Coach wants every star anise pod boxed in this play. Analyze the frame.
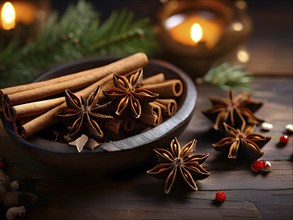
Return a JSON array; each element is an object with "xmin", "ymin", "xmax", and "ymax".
[
  {"xmin": 212, "ymin": 123, "xmax": 271, "ymax": 160},
  {"xmin": 56, "ymin": 86, "xmax": 113, "ymax": 141},
  {"xmin": 147, "ymin": 138, "xmax": 209, "ymax": 194},
  {"xmin": 103, "ymin": 69, "xmax": 158, "ymax": 119},
  {"xmin": 202, "ymin": 90, "xmax": 264, "ymax": 130}
]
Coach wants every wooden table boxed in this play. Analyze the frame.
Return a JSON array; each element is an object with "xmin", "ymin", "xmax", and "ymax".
[{"xmin": 0, "ymin": 75, "xmax": 292, "ymax": 220}]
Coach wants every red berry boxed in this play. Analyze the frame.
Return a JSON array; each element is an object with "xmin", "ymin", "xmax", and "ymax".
[
  {"xmin": 251, "ymin": 160, "xmax": 265, "ymax": 173},
  {"xmin": 279, "ymin": 135, "xmax": 289, "ymax": 144},
  {"xmin": 215, "ymin": 191, "xmax": 226, "ymax": 202}
]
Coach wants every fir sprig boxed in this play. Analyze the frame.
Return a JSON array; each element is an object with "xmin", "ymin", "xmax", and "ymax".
[
  {"xmin": 197, "ymin": 62, "xmax": 253, "ymax": 91},
  {"xmin": 0, "ymin": 1, "xmax": 157, "ymax": 87}
]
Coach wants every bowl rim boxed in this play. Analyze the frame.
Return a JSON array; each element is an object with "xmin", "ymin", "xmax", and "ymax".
[{"xmin": 2, "ymin": 57, "xmax": 197, "ymax": 154}]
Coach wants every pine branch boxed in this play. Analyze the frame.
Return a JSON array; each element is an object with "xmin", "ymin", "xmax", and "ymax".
[
  {"xmin": 0, "ymin": 1, "xmax": 157, "ymax": 87},
  {"xmin": 90, "ymin": 9, "xmax": 156, "ymax": 55},
  {"xmin": 197, "ymin": 63, "xmax": 253, "ymax": 91},
  {"xmin": 94, "ymin": 29, "xmax": 145, "ymax": 50}
]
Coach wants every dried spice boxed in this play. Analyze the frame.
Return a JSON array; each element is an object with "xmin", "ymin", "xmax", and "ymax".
[
  {"xmin": 0, "ymin": 157, "xmax": 38, "ymax": 219},
  {"xmin": 68, "ymin": 134, "xmax": 100, "ymax": 152},
  {"xmin": 202, "ymin": 90, "xmax": 264, "ymax": 130},
  {"xmin": 103, "ymin": 69, "xmax": 158, "ymax": 119},
  {"xmin": 147, "ymin": 138, "xmax": 209, "ymax": 194},
  {"xmin": 212, "ymin": 123, "xmax": 271, "ymax": 160},
  {"xmin": 56, "ymin": 86, "xmax": 113, "ymax": 141},
  {"xmin": 285, "ymin": 124, "xmax": 293, "ymax": 133}
]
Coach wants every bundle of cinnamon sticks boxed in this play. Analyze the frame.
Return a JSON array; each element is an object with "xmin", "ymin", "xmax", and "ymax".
[{"xmin": 0, "ymin": 52, "xmax": 183, "ymax": 142}]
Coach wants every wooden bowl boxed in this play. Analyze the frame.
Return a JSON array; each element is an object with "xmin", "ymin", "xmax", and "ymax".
[{"xmin": 1, "ymin": 57, "xmax": 197, "ymax": 176}]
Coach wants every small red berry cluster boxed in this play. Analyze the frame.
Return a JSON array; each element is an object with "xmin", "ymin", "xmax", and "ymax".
[{"xmin": 251, "ymin": 160, "xmax": 271, "ymax": 173}]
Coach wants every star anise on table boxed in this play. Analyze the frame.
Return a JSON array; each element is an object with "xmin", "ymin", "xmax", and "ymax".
[
  {"xmin": 147, "ymin": 138, "xmax": 210, "ymax": 194},
  {"xmin": 56, "ymin": 86, "xmax": 113, "ymax": 142},
  {"xmin": 202, "ymin": 90, "xmax": 264, "ymax": 130},
  {"xmin": 103, "ymin": 69, "xmax": 158, "ymax": 119},
  {"xmin": 212, "ymin": 123, "xmax": 271, "ymax": 160}
]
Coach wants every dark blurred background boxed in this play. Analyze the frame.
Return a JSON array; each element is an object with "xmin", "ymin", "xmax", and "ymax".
[
  {"xmin": 0, "ymin": 0, "xmax": 291, "ymax": 78},
  {"xmin": 50, "ymin": 0, "xmax": 292, "ymax": 75}
]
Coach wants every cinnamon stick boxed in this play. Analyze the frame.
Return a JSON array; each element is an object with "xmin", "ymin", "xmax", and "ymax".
[
  {"xmin": 0, "ymin": 68, "xmax": 94, "ymax": 97},
  {"xmin": 154, "ymin": 99, "xmax": 178, "ymax": 117},
  {"xmin": 1, "ymin": 74, "xmax": 76, "ymax": 112},
  {"xmin": 104, "ymin": 103, "xmax": 162, "ymax": 135},
  {"xmin": 104, "ymin": 118, "xmax": 124, "ymax": 135},
  {"xmin": 138, "ymin": 112, "xmax": 162, "ymax": 126},
  {"xmin": 143, "ymin": 73, "xmax": 165, "ymax": 85},
  {"xmin": 0, "ymin": 69, "xmax": 89, "ymax": 112},
  {"xmin": 104, "ymin": 117, "xmax": 136, "ymax": 136},
  {"xmin": 122, "ymin": 118, "xmax": 136, "ymax": 132},
  {"xmin": 3, "ymin": 53, "xmax": 148, "ymax": 106},
  {"xmin": 142, "ymin": 79, "xmax": 183, "ymax": 98},
  {"xmin": 131, "ymin": 101, "xmax": 165, "ymax": 131},
  {"xmin": 4, "ymin": 97, "xmax": 64, "ymax": 121},
  {"xmin": 143, "ymin": 102, "xmax": 162, "ymax": 120}
]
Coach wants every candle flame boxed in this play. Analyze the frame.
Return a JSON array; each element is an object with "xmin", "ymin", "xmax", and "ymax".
[
  {"xmin": 1, "ymin": 2, "xmax": 16, "ymax": 30},
  {"xmin": 191, "ymin": 23, "xmax": 203, "ymax": 43}
]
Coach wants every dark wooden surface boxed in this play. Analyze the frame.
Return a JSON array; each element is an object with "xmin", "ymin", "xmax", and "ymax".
[
  {"xmin": 1, "ymin": 75, "xmax": 292, "ymax": 220},
  {"xmin": 1, "ymin": 1, "xmax": 293, "ymax": 219}
]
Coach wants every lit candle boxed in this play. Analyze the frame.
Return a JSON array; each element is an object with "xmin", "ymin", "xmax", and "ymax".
[
  {"xmin": 156, "ymin": 0, "xmax": 252, "ymax": 77},
  {"xmin": 0, "ymin": 1, "xmax": 50, "ymax": 43},
  {"xmin": 0, "ymin": 1, "xmax": 49, "ymax": 30},
  {"xmin": 190, "ymin": 23, "xmax": 203, "ymax": 44},
  {"xmin": 166, "ymin": 12, "xmax": 225, "ymax": 49},
  {"xmin": 1, "ymin": 2, "xmax": 16, "ymax": 30}
]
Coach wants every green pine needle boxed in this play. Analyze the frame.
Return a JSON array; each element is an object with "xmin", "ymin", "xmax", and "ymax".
[
  {"xmin": 198, "ymin": 62, "xmax": 253, "ymax": 91},
  {"xmin": 0, "ymin": 1, "xmax": 157, "ymax": 87}
]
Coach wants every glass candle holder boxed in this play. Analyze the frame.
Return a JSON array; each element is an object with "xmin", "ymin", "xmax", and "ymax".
[{"xmin": 156, "ymin": 0, "xmax": 252, "ymax": 77}]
